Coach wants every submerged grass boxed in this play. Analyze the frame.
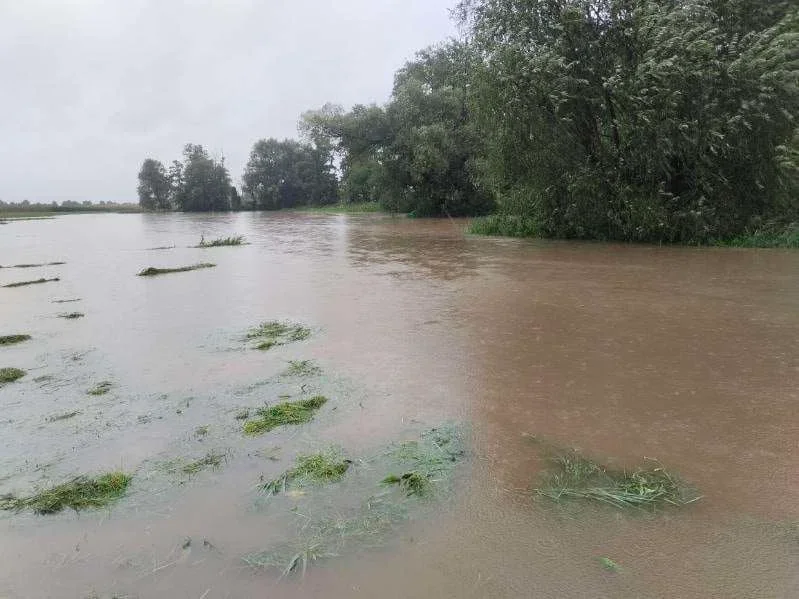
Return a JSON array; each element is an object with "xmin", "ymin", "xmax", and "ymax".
[
  {"xmin": 87, "ymin": 381, "xmax": 112, "ymax": 395},
  {"xmin": 0, "ymin": 367, "xmax": 26, "ymax": 383},
  {"xmin": 242, "ymin": 396, "xmax": 328, "ymax": 436},
  {"xmin": 3, "ymin": 277, "xmax": 60, "ymax": 288},
  {"xmin": 137, "ymin": 263, "xmax": 215, "ymax": 276},
  {"xmin": 282, "ymin": 360, "xmax": 322, "ymax": 377},
  {"xmin": 262, "ymin": 450, "xmax": 351, "ymax": 496},
  {"xmin": 247, "ymin": 321, "xmax": 311, "ymax": 351},
  {"xmin": 0, "ymin": 261, "xmax": 66, "ymax": 269},
  {"xmin": 52, "ymin": 298, "xmax": 81, "ymax": 303},
  {"xmin": 58, "ymin": 312, "xmax": 84, "ymax": 319},
  {"xmin": 0, "ymin": 334, "xmax": 31, "ymax": 346},
  {"xmin": 181, "ymin": 450, "xmax": 227, "ymax": 475},
  {"xmin": 467, "ymin": 214, "xmax": 541, "ymax": 238},
  {"xmin": 0, "ymin": 472, "xmax": 131, "ymax": 514},
  {"xmin": 196, "ymin": 235, "xmax": 246, "ymax": 247},
  {"xmin": 46, "ymin": 410, "xmax": 81, "ymax": 422},
  {"xmin": 716, "ymin": 224, "xmax": 799, "ymax": 248},
  {"xmin": 535, "ymin": 449, "xmax": 699, "ymax": 510}
]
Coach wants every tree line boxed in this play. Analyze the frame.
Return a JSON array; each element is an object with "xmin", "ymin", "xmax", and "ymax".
[{"xmin": 138, "ymin": 0, "xmax": 798, "ymax": 243}]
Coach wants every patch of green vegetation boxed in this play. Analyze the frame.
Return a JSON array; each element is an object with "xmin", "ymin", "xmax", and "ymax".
[
  {"xmin": 87, "ymin": 381, "xmax": 112, "ymax": 395},
  {"xmin": 467, "ymin": 214, "xmax": 541, "ymax": 238},
  {"xmin": 716, "ymin": 224, "xmax": 799, "ymax": 248},
  {"xmin": 242, "ymin": 396, "xmax": 328, "ymax": 436},
  {"xmin": 381, "ymin": 471, "xmax": 430, "ymax": 497},
  {"xmin": 599, "ymin": 556, "xmax": 621, "ymax": 572},
  {"xmin": 535, "ymin": 449, "xmax": 699, "ymax": 510},
  {"xmin": 282, "ymin": 360, "xmax": 322, "ymax": 377},
  {"xmin": 195, "ymin": 425, "xmax": 210, "ymax": 438},
  {"xmin": 0, "ymin": 367, "xmax": 26, "ymax": 383},
  {"xmin": 234, "ymin": 409, "xmax": 250, "ymax": 420},
  {"xmin": 0, "ymin": 334, "xmax": 31, "ymax": 345},
  {"xmin": 59, "ymin": 312, "xmax": 84, "ymax": 319},
  {"xmin": 137, "ymin": 263, "xmax": 215, "ymax": 276},
  {"xmin": 146, "ymin": 244, "xmax": 175, "ymax": 250},
  {"xmin": 247, "ymin": 320, "xmax": 311, "ymax": 351},
  {"xmin": 292, "ymin": 202, "xmax": 384, "ymax": 214},
  {"xmin": 196, "ymin": 235, "xmax": 246, "ymax": 247},
  {"xmin": 0, "ymin": 472, "xmax": 131, "ymax": 514},
  {"xmin": 262, "ymin": 450, "xmax": 351, "ymax": 496},
  {"xmin": 181, "ymin": 450, "xmax": 227, "ymax": 475},
  {"xmin": 46, "ymin": 411, "xmax": 81, "ymax": 422},
  {"xmin": 3, "ymin": 277, "xmax": 60, "ymax": 288}
]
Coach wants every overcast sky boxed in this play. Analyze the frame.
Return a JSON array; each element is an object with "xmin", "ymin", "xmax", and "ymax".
[{"xmin": 0, "ymin": 0, "xmax": 458, "ymax": 204}]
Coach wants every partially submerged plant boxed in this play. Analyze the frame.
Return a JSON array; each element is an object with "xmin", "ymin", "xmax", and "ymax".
[
  {"xmin": 262, "ymin": 450, "xmax": 351, "ymax": 496},
  {"xmin": 381, "ymin": 471, "xmax": 430, "ymax": 497},
  {"xmin": 0, "ymin": 472, "xmax": 131, "ymax": 514},
  {"xmin": 181, "ymin": 450, "xmax": 227, "ymax": 475},
  {"xmin": 5, "ymin": 261, "xmax": 66, "ymax": 268},
  {"xmin": 87, "ymin": 381, "xmax": 112, "ymax": 395},
  {"xmin": 3, "ymin": 277, "xmax": 60, "ymax": 288},
  {"xmin": 535, "ymin": 449, "xmax": 699, "ymax": 510},
  {"xmin": 59, "ymin": 312, "xmax": 84, "ymax": 319},
  {"xmin": 196, "ymin": 235, "xmax": 246, "ymax": 248},
  {"xmin": 0, "ymin": 334, "xmax": 31, "ymax": 345},
  {"xmin": 0, "ymin": 367, "xmax": 26, "ymax": 383},
  {"xmin": 46, "ymin": 411, "xmax": 81, "ymax": 422},
  {"xmin": 242, "ymin": 396, "xmax": 328, "ymax": 436},
  {"xmin": 52, "ymin": 298, "xmax": 81, "ymax": 303},
  {"xmin": 282, "ymin": 360, "xmax": 322, "ymax": 377},
  {"xmin": 247, "ymin": 321, "xmax": 311, "ymax": 351},
  {"xmin": 137, "ymin": 263, "xmax": 215, "ymax": 276}
]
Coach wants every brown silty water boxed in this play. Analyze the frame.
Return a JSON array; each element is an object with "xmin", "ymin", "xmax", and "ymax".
[{"xmin": 0, "ymin": 213, "xmax": 797, "ymax": 598}]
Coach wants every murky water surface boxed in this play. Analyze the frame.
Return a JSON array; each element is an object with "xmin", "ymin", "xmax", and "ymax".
[{"xmin": 1, "ymin": 213, "xmax": 797, "ymax": 598}]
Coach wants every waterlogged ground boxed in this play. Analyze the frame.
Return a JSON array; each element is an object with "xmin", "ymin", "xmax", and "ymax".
[{"xmin": 1, "ymin": 213, "xmax": 798, "ymax": 598}]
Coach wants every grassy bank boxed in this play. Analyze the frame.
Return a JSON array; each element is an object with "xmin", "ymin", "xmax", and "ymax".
[
  {"xmin": 715, "ymin": 225, "xmax": 799, "ymax": 248},
  {"xmin": 467, "ymin": 215, "xmax": 541, "ymax": 238},
  {"xmin": 291, "ymin": 202, "xmax": 384, "ymax": 214}
]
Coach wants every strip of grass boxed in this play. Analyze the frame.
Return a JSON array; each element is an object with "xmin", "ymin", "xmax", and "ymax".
[
  {"xmin": 716, "ymin": 224, "xmax": 799, "ymax": 248},
  {"xmin": 467, "ymin": 214, "xmax": 542, "ymax": 238},
  {"xmin": 181, "ymin": 450, "xmax": 227, "ymax": 475},
  {"xmin": 0, "ymin": 472, "xmax": 131, "ymax": 514},
  {"xmin": 87, "ymin": 381, "xmax": 112, "ymax": 395},
  {"xmin": 292, "ymin": 202, "xmax": 383, "ymax": 214},
  {"xmin": 262, "ymin": 450, "xmax": 351, "ymax": 496},
  {"xmin": 58, "ymin": 312, "xmax": 84, "ymax": 319},
  {"xmin": 247, "ymin": 321, "xmax": 311, "ymax": 351},
  {"xmin": 46, "ymin": 410, "xmax": 81, "ymax": 422},
  {"xmin": 52, "ymin": 298, "xmax": 81, "ymax": 303},
  {"xmin": 282, "ymin": 360, "xmax": 322, "ymax": 377},
  {"xmin": 3, "ymin": 277, "xmax": 60, "ymax": 288},
  {"xmin": 1, "ymin": 261, "xmax": 66, "ymax": 269},
  {"xmin": 0, "ymin": 334, "xmax": 31, "ymax": 346},
  {"xmin": 196, "ymin": 235, "xmax": 246, "ymax": 247},
  {"xmin": 0, "ymin": 367, "xmax": 26, "ymax": 383},
  {"xmin": 137, "ymin": 263, "xmax": 215, "ymax": 276},
  {"xmin": 242, "ymin": 396, "xmax": 328, "ymax": 436},
  {"xmin": 535, "ymin": 449, "xmax": 699, "ymax": 510}
]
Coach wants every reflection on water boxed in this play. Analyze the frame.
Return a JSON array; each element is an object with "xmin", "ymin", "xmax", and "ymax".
[{"xmin": 0, "ymin": 212, "xmax": 797, "ymax": 598}]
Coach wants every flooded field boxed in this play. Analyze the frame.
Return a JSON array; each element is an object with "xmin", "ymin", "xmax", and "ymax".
[{"xmin": 1, "ymin": 212, "xmax": 797, "ymax": 598}]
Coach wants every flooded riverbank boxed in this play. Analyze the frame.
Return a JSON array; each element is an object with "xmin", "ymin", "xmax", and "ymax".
[{"xmin": 1, "ymin": 213, "xmax": 797, "ymax": 598}]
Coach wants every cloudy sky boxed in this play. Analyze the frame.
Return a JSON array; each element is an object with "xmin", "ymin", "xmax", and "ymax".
[{"xmin": 0, "ymin": 0, "xmax": 458, "ymax": 204}]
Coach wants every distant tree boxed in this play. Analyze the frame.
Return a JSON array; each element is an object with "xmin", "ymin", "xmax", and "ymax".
[
  {"xmin": 137, "ymin": 158, "xmax": 171, "ymax": 211},
  {"xmin": 230, "ymin": 186, "xmax": 242, "ymax": 211},
  {"xmin": 173, "ymin": 144, "xmax": 232, "ymax": 212}
]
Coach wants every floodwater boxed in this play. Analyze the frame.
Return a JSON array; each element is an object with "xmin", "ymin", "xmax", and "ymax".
[{"xmin": 0, "ymin": 212, "xmax": 797, "ymax": 598}]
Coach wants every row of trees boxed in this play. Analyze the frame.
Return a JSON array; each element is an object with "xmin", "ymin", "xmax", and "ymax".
[{"xmin": 139, "ymin": 0, "xmax": 798, "ymax": 242}]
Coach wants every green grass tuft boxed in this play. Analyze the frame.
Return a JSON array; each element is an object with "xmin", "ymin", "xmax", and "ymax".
[
  {"xmin": 137, "ymin": 263, "xmax": 215, "ymax": 276},
  {"xmin": 196, "ymin": 235, "xmax": 246, "ymax": 247},
  {"xmin": 247, "ymin": 320, "xmax": 311, "ymax": 351},
  {"xmin": 535, "ymin": 450, "xmax": 699, "ymax": 510},
  {"xmin": 59, "ymin": 312, "xmax": 84, "ymax": 319},
  {"xmin": 1, "ymin": 472, "xmax": 131, "ymax": 514},
  {"xmin": 3, "ymin": 277, "xmax": 60, "ymax": 288},
  {"xmin": 0, "ymin": 367, "xmax": 26, "ymax": 383},
  {"xmin": 282, "ymin": 360, "xmax": 322, "ymax": 377},
  {"xmin": 716, "ymin": 224, "xmax": 799, "ymax": 248},
  {"xmin": 87, "ymin": 381, "xmax": 112, "ymax": 395},
  {"xmin": 181, "ymin": 450, "xmax": 227, "ymax": 475},
  {"xmin": 242, "ymin": 396, "xmax": 328, "ymax": 436},
  {"xmin": 0, "ymin": 334, "xmax": 31, "ymax": 345},
  {"xmin": 381, "ymin": 471, "xmax": 430, "ymax": 497},
  {"xmin": 467, "ymin": 214, "xmax": 541, "ymax": 238},
  {"xmin": 3, "ymin": 261, "xmax": 66, "ymax": 269},
  {"xmin": 262, "ymin": 449, "xmax": 351, "ymax": 496}
]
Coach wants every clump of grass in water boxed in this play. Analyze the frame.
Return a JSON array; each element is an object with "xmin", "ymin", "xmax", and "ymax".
[
  {"xmin": 196, "ymin": 235, "xmax": 246, "ymax": 247},
  {"xmin": 0, "ymin": 472, "xmax": 131, "ymax": 514},
  {"xmin": 247, "ymin": 321, "xmax": 311, "ymax": 351},
  {"xmin": 0, "ymin": 367, "xmax": 26, "ymax": 383},
  {"xmin": 242, "ymin": 396, "xmax": 328, "ymax": 436},
  {"xmin": 181, "ymin": 450, "xmax": 227, "ymax": 475},
  {"xmin": 137, "ymin": 263, "xmax": 215, "ymax": 276},
  {"xmin": 52, "ymin": 298, "xmax": 81, "ymax": 303},
  {"xmin": 2, "ymin": 261, "xmax": 66, "ymax": 269},
  {"xmin": 262, "ymin": 449, "xmax": 351, "ymax": 496},
  {"xmin": 3, "ymin": 277, "xmax": 60, "ymax": 288},
  {"xmin": 535, "ymin": 449, "xmax": 699, "ymax": 510},
  {"xmin": 282, "ymin": 360, "xmax": 322, "ymax": 377},
  {"xmin": 59, "ymin": 312, "xmax": 84, "ymax": 319},
  {"xmin": 87, "ymin": 381, "xmax": 112, "ymax": 395},
  {"xmin": 0, "ymin": 334, "xmax": 31, "ymax": 345},
  {"xmin": 46, "ymin": 410, "xmax": 81, "ymax": 422}
]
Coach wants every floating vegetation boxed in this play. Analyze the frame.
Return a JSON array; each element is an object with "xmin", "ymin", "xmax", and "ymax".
[
  {"xmin": 3, "ymin": 277, "xmax": 60, "ymax": 288},
  {"xmin": 0, "ymin": 472, "xmax": 131, "ymax": 514},
  {"xmin": 282, "ymin": 360, "xmax": 322, "ymax": 377},
  {"xmin": 381, "ymin": 471, "xmax": 430, "ymax": 497},
  {"xmin": 0, "ymin": 334, "xmax": 31, "ymax": 346},
  {"xmin": 242, "ymin": 396, "xmax": 328, "ymax": 436},
  {"xmin": 46, "ymin": 411, "xmax": 81, "ymax": 423},
  {"xmin": 535, "ymin": 449, "xmax": 700, "ymax": 510},
  {"xmin": 180, "ymin": 450, "xmax": 227, "ymax": 475},
  {"xmin": 247, "ymin": 321, "xmax": 311, "ymax": 351},
  {"xmin": 196, "ymin": 235, "xmax": 246, "ymax": 248},
  {"xmin": 59, "ymin": 312, "xmax": 84, "ymax": 319},
  {"xmin": 137, "ymin": 263, "xmax": 215, "ymax": 277},
  {"xmin": 86, "ymin": 381, "xmax": 112, "ymax": 395},
  {"xmin": 52, "ymin": 298, "xmax": 81, "ymax": 303},
  {"xmin": 0, "ymin": 367, "xmax": 26, "ymax": 383},
  {"xmin": 599, "ymin": 557, "xmax": 621, "ymax": 572},
  {"xmin": 195, "ymin": 425, "xmax": 210, "ymax": 438},
  {"xmin": 146, "ymin": 244, "xmax": 175, "ymax": 250},
  {"xmin": 0, "ymin": 261, "xmax": 66, "ymax": 269},
  {"xmin": 262, "ymin": 450, "xmax": 351, "ymax": 496}
]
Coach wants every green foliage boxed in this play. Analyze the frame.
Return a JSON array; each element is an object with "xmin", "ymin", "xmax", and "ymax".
[
  {"xmin": 196, "ymin": 235, "xmax": 246, "ymax": 247},
  {"xmin": 87, "ymin": 381, "xmax": 112, "ymax": 395},
  {"xmin": 58, "ymin": 312, "xmax": 84, "ymax": 319},
  {"xmin": 137, "ymin": 263, "xmax": 216, "ymax": 276},
  {"xmin": 3, "ymin": 277, "xmax": 59, "ymax": 287},
  {"xmin": 282, "ymin": 360, "xmax": 322, "ymax": 377},
  {"xmin": 262, "ymin": 449, "xmax": 351, "ymax": 496},
  {"xmin": 180, "ymin": 450, "xmax": 227, "ymax": 475},
  {"xmin": 137, "ymin": 158, "xmax": 171, "ymax": 210},
  {"xmin": 0, "ymin": 334, "xmax": 31, "ymax": 345},
  {"xmin": 461, "ymin": 0, "xmax": 799, "ymax": 242},
  {"xmin": 467, "ymin": 214, "xmax": 542, "ymax": 238},
  {"xmin": 717, "ymin": 223, "xmax": 799, "ymax": 247},
  {"xmin": 0, "ymin": 472, "xmax": 131, "ymax": 514},
  {"xmin": 246, "ymin": 320, "xmax": 311, "ymax": 350},
  {"xmin": 242, "ymin": 396, "xmax": 328, "ymax": 435},
  {"xmin": 45, "ymin": 410, "xmax": 81, "ymax": 423},
  {"xmin": 174, "ymin": 144, "xmax": 233, "ymax": 212},
  {"xmin": 0, "ymin": 367, "xmax": 26, "ymax": 383},
  {"xmin": 242, "ymin": 138, "xmax": 337, "ymax": 209},
  {"xmin": 381, "ymin": 471, "xmax": 430, "ymax": 497}
]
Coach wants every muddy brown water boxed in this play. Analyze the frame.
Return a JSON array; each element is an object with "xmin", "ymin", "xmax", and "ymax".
[{"xmin": 0, "ymin": 213, "xmax": 797, "ymax": 598}]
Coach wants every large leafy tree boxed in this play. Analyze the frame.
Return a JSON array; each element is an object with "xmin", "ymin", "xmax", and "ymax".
[
  {"xmin": 137, "ymin": 158, "xmax": 171, "ymax": 210},
  {"xmin": 461, "ymin": 0, "xmax": 799, "ymax": 241},
  {"xmin": 173, "ymin": 144, "xmax": 232, "ymax": 212}
]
